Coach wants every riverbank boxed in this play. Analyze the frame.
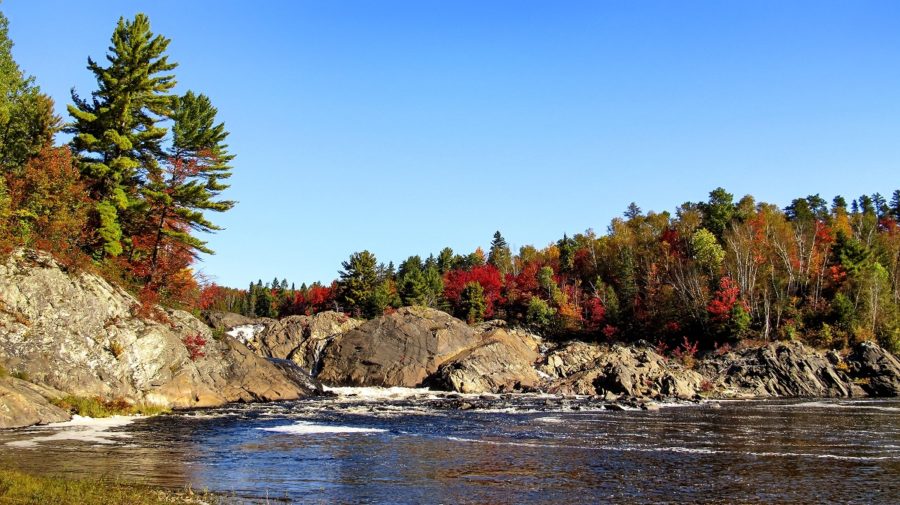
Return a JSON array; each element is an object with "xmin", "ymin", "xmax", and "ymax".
[{"xmin": 0, "ymin": 468, "xmax": 219, "ymax": 505}]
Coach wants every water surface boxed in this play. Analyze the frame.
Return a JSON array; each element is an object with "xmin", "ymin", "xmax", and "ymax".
[{"xmin": 2, "ymin": 390, "xmax": 898, "ymax": 504}]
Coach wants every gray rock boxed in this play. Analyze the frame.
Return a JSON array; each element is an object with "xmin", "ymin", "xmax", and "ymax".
[
  {"xmin": 427, "ymin": 327, "xmax": 543, "ymax": 393},
  {"xmin": 703, "ymin": 342, "xmax": 856, "ymax": 398},
  {"xmin": 0, "ymin": 249, "xmax": 316, "ymax": 419},
  {"xmin": 543, "ymin": 343, "xmax": 705, "ymax": 400},
  {"xmin": 846, "ymin": 341, "xmax": 900, "ymax": 396},
  {"xmin": 245, "ymin": 312, "xmax": 363, "ymax": 374},
  {"xmin": 317, "ymin": 307, "xmax": 479, "ymax": 387},
  {"xmin": 0, "ymin": 376, "xmax": 70, "ymax": 429}
]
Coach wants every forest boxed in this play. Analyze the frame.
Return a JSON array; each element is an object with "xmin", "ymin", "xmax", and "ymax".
[
  {"xmin": 0, "ymin": 11, "xmax": 898, "ymax": 354},
  {"xmin": 202, "ymin": 189, "xmax": 900, "ymax": 354}
]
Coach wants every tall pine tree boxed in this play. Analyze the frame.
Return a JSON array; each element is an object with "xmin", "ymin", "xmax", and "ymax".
[{"xmin": 67, "ymin": 14, "xmax": 177, "ymax": 257}]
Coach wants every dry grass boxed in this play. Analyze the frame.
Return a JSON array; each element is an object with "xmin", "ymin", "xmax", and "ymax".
[
  {"xmin": 0, "ymin": 469, "xmax": 219, "ymax": 505},
  {"xmin": 50, "ymin": 396, "xmax": 170, "ymax": 418}
]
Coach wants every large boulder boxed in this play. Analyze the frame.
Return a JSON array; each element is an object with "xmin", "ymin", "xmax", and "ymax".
[
  {"xmin": 0, "ymin": 376, "xmax": 70, "ymax": 429},
  {"xmin": 317, "ymin": 307, "xmax": 480, "ymax": 387},
  {"xmin": 427, "ymin": 327, "xmax": 543, "ymax": 393},
  {"xmin": 846, "ymin": 341, "xmax": 900, "ymax": 396},
  {"xmin": 243, "ymin": 312, "xmax": 363, "ymax": 374},
  {"xmin": 701, "ymin": 341, "xmax": 858, "ymax": 398},
  {"xmin": 0, "ymin": 249, "xmax": 317, "ymax": 414}
]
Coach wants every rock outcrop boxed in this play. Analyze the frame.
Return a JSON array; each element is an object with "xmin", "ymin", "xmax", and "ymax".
[
  {"xmin": 427, "ymin": 326, "xmax": 543, "ymax": 393},
  {"xmin": 317, "ymin": 307, "xmax": 480, "ymax": 387},
  {"xmin": 541, "ymin": 342, "xmax": 706, "ymax": 400},
  {"xmin": 699, "ymin": 341, "xmax": 861, "ymax": 398},
  {"xmin": 846, "ymin": 341, "xmax": 900, "ymax": 396},
  {"xmin": 243, "ymin": 311, "xmax": 363, "ymax": 373},
  {"xmin": 0, "ymin": 249, "xmax": 318, "ymax": 420},
  {"xmin": 0, "ymin": 376, "xmax": 70, "ymax": 429}
]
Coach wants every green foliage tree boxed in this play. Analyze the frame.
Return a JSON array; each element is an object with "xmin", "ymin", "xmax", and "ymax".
[
  {"xmin": 338, "ymin": 250, "xmax": 379, "ymax": 317},
  {"xmin": 701, "ymin": 187, "xmax": 734, "ymax": 239},
  {"xmin": 140, "ymin": 91, "xmax": 235, "ymax": 273},
  {"xmin": 488, "ymin": 231, "xmax": 513, "ymax": 276},
  {"xmin": 526, "ymin": 296, "xmax": 556, "ymax": 332},
  {"xmin": 459, "ymin": 281, "xmax": 485, "ymax": 324},
  {"xmin": 0, "ymin": 11, "xmax": 58, "ymax": 173},
  {"xmin": 691, "ymin": 228, "xmax": 725, "ymax": 275},
  {"xmin": 67, "ymin": 14, "xmax": 177, "ymax": 257}
]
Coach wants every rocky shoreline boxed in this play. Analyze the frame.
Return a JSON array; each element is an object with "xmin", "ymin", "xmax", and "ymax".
[
  {"xmin": 223, "ymin": 306, "xmax": 900, "ymax": 404},
  {"xmin": 2, "ymin": 249, "xmax": 899, "ymax": 429}
]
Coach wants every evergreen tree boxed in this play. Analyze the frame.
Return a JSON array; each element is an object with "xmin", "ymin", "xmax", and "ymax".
[
  {"xmin": 255, "ymin": 286, "xmax": 275, "ymax": 318},
  {"xmin": 832, "ymin": 195, "xmax": 848, "ymax": 214},
  {"xmin": 422, "ymin": 264, "xmax": 445, "ymax": 308},
  {"xmin": 890, "ymin": 190, "xmax": 900, "ymax": 220},
  {"xmin": 701, "ymin": 187, "xmax": 735, "ymax": 239},
  {"xmin": 624, "ymin": 202, "xmax": 642, "ymax": 219},
  {"xmin": 0, "ymin": 11, "xmax": 58, "ymax": 174},
  {"xmin": 139, "ymin": 91, "xmax": 234, "ymax": 273},
  {"xmin": 67, "ymin": 14, "xmax": 177, "ymax": 257},
  {"xmin": 338, "ymin": 250, "xmax": 378, "ymax": 317},
  {"xmin": 488, "ymin": 231, "xmax": 513, "ymax": 276},
  {"xmin": 437, "ymin": 247, "xmax": 454, "ymax": 274},
  {"xmin": 557, "ymin": 234, "xmax": 576, "ymax": 275},
  {"xmin": 460, "ymin": 281, "xmax": 485, "ymax": 324}
]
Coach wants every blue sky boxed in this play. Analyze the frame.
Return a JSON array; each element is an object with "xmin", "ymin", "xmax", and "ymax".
[{"xmin": 3, "ymin": 1, "xmax": 899, "ymax": 288}]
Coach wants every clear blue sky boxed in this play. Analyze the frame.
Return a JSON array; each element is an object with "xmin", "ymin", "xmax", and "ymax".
[{"xmin": 3, "ymin": 1, "xmax": 899, "ymax": 288}]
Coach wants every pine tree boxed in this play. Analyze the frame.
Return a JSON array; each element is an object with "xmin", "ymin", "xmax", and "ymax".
[
  {"xmin": 398, "ymin": 255, "xmax": 425, "ymax": 305},
  {"xmin": 67, "ymin": 14, "xmax": 177, "ymax": 257},
  {"xmin": 488, "ymin": 231, "xmax": 513, "ymax": 276},
  {"xmin": 890, "ymin": 190, "xmax": 900, "ymax": 220},
  {"xmin": 338, "ymin": 250, "xmax": 379, "ymax": 317},
  {"xmin": 437, "ymin": 247, "xmax": 454, "ymax": 274},
  {"xmin": 134, "ymin": 92, "xmax": 234, "ymax": 291}
]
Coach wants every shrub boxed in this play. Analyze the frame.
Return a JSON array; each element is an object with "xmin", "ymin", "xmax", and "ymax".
[
  {"xmin": 50, "ymin": 395, "xmax": 170, "ymax": 418},
  {"xmin": 183, "ymin": 332, "xmax": 207, "ymax": 361},
  {"xmin": 526, "ymin": 297, "xmax": 555, "ymax": 333},
  {"xmin": 672, "ymin": 337, "xmax": 699, "ymax": 369}
]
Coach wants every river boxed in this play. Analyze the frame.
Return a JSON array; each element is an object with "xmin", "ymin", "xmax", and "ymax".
[{"xmin": 1, "ymin": 389, "xmax": 898, "ymax": 504}]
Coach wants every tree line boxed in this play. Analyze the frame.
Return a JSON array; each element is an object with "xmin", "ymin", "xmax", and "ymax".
[
  {"xmin": 202, "ymin": 188, "xmax": 900, "ymax": 353},
  {"xmin": 0, "ymin": 11, "xmax": 233, "ymax": 313}
]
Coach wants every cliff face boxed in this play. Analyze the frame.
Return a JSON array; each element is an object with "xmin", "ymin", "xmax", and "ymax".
[{"xmin": 0, "ymin": 249, "xmax": 316, "ymax": 428}]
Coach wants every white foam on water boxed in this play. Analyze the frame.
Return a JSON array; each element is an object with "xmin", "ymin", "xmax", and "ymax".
[
  {"xmin": 534, "ymin": 416, "xmax": 564, "ymax": 423},
  {"xmin": 445, "ymin": 436, "xmax": 899, "ymax": 461},
  {"xmin": 323, "ymin": 386, "xmax": 451, "ymax": 401},
  {"xmin": 258, "ymin": 421, "xmax": 386, "ymax": 435},
  {"xmin": 748, "ymin": 451, "xmax": 900, "ymax": 461},
  {"xmin": 785, "ymin": 401, "xmax": 900, "ymax": 412},
  {"xmin": 227, "ymin": 324, "xmax": 266, "ymax": 344},
  {"xmin": 6, "ymin": 415, "xmax": 135, "ymax": 448}
]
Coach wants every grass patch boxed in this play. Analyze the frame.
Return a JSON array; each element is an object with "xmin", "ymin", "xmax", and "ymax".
[
  {"xmin": 0, "ymin": 365, "xmax": 6, "ymax": 378},
  {"xmin": 10, "ymin": 370, "xmax": 28, "ymax": 381},
  {"xmin": 50, "ymin": 396, "xmax": 171, "ymax": 418},
  {"xmin": 0, "ymin": 468, "xmax": 218, "ymax": 505}
]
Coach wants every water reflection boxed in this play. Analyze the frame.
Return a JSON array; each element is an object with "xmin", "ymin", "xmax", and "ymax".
[{"xmin": 1, "ymin": 398, "xmax": 898, "ymax": 503}]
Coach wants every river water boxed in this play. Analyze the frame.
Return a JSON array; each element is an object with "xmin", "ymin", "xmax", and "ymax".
[{"xmin": 1, "ymin": 389, "xmax": 898, "ymax": 504}]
